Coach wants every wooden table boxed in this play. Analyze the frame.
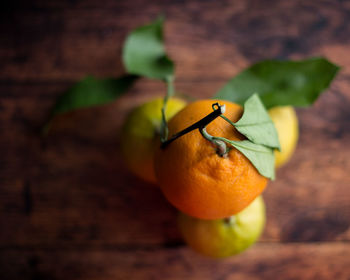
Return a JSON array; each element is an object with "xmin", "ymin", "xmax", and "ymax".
[{"xmin": 1, "ymin": 1, "xmax": 350, "ymax": 279}]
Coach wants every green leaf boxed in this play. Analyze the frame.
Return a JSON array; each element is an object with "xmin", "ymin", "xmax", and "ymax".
[
  {"xmin": 122, "ymin": 17, "xmax": 174, "ymax": 80},
  {"xmin": 233, "ymin": 94, "xmax": 280, "ymax": 150},
  {"xmin": 50, "ymin": 75, "xmax": 137, "ymax": 116},
  {"xmin": 44, "ymin": 75, "xmax": 137, "ymax": 133},
  {"xmin": 214, "ymin": 57, "xmax": 340, "ymax": 108},
  {"xmin": 222, "ymin": 139, "xmax": 275, "ymax": 180}
]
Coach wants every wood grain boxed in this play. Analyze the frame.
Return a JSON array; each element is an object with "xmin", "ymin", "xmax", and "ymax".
[
  {"xmin": 1, "ymin": 0, "xmax": 350, "ymax": 279},
  {"xmin": 1, "ymin": 243, "xmax": 349, "ymax": 280},
  {"xmin": 1, "ymin": 0, "xmax": 350, "ymax": 82}
]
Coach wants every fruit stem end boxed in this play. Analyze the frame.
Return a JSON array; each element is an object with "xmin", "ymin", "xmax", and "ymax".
[{"xmin": 200, "ymin": 127, "xmax": 228, "ymax": 157}]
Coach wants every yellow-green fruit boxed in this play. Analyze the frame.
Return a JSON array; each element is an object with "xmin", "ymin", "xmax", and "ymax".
[
  {"xmin": 268, "ymin": 106, "xmax": 299, "ymax": 168},
  {"xmin": 178, "ymin": 196, "xmax": 265, "ymax": 258},
  {"xmin": 121, "ymin": 97, "xmax": 187, "ymax": 183}
]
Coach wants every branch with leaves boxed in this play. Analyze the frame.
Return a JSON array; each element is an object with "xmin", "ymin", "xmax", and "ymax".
[{"xmin": 44, "ymin": 17, "xmax": 339, "ymax": 180}]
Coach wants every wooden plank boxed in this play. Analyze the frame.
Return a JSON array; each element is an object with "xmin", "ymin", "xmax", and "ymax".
[
  {"xmin": 1, "ymin": 1, "xmax": 350, "ymax": 279},
  {"xmin": 1, "ymin": 0, "xmax": 350, "ymax": 82},
  {"xmin": 0, "ymin": 243, "xmax": 349, "ymax": 280},
  {"xmin": 1, "ymin": 81, "xmax": 350, "ymax": 247}
]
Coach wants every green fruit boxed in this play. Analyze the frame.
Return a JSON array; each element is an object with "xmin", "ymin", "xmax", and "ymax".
[
  {"xmin": 268, "ymin": 106, "xmax": 299, "ymax": 168},
  {"xmin": 177, "ymin": 196, "xmax": 265, "ymax": 258},
  {"xmin": 121, "ymin": 97, "xmax": 186, "ymax": 183}
]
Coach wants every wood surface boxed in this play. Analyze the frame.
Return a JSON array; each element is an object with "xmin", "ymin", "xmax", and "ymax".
[{"xmin": 1, "ymin": 0, "xmax": 350, "ymax": 279}]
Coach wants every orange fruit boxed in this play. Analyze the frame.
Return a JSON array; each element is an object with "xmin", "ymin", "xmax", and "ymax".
[
  {"xmin": 154, "ymin": 99, "xmax": 268, "ymax": 220},
  {"xmin": 178, "ymin": 196, "xmax": 265, "ymax": 258},
  {"xmin": 121, "ymin": 97, "xmax": 186, "ymax": 183},
  {"xmin": 268, "ymin": 106, "xmax": 299, "ymax": 168}
]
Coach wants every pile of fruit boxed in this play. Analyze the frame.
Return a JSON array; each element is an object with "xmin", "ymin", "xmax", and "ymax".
[
  {"xmin": 121, "ymin": 96, "xmax": 296, "ymax": 258},
  {"xmin": 46, "ymin": 18, "xmax": 339, "ymax": 258}
]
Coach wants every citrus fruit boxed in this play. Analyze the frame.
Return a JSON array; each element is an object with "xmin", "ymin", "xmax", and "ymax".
[
  {"xmin": 178, "ymin": 196, "xmax": 265, "ymax": 258},
  {"xmin": 154, "ymin": 99, "xmax": 268, "ymax": 219},
  {"xmin": 121, "ymin": 97, "xmax": 186, "ymax": 183},
  {"xmin": 268, "ymin": 106, "xmax": 299, "ymax": 168}
]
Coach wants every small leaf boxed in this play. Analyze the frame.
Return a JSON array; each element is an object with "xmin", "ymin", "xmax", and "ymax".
[
  {"xmin": 122, "ymin": 17, "xmax": 174, "ymax": 80},
  {"xmin": 225, "ymin": 139, "xmax": 275, "ymax": 180},
  {"xmin": 214, "ymin": 57, "xmax": 340, "ymax": 108},
  {"xmin": 44, "ymin": 75, "xmax": 137, "ymax": 132},
  {"xmin": 234, "ymin": 94, "xmax": 280, "ymax": 150}
]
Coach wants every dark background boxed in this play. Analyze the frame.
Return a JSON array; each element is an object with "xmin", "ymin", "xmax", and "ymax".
[{"xmin": 1, "ymin": 0, "xmax": 350, "ymax": 279}]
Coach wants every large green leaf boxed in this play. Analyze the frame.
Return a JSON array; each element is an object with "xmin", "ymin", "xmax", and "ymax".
[
  {"xmin": 43, "ymin": 75, "xmax": 137, "ymax": 133},
  {"xmin": 214, "ymin": 57, "xmax": 340, "ymax": 108},
  {"xmin": 50, "ymin": 75, "xmax": 137, "ymax": 116},
  {"xmin": 122, "ymin": 17, "xmax": 174, "ymax": 80},
  {"xmin": 234, "ymin": 94, "xmax": 280, "ymax": 150}
]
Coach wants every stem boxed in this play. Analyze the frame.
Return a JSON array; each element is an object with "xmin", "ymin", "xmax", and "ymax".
[
  {"xmin": 161, "ymin": 103, "xmax": 226, "ymax": 149},
  {"xmin": 224, "ymin": 216, "xmax": 236, "ymax": 225},
  {"xmin": 160, "ymin": 76, "xmax": 175, "ymax": 143},
  {"xmin": 212, "ymin": 103, "xmax": 236, "ymax": 127},
  {"xmin": 200, "ymin": 127, "xmax": 228, "ymax": 157}
]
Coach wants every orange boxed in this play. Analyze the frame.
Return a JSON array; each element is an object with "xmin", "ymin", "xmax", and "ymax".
[
  {"xmin": 154, "ymin": 99, "xmax": 268, "ymax": 220},
  {"xmin": 268, "ymin": 106, "xmax": 299, "ymax": 168},
  {"xmin": 121, "ymin": 97, "xmax": 186, "ymax": 183}
]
